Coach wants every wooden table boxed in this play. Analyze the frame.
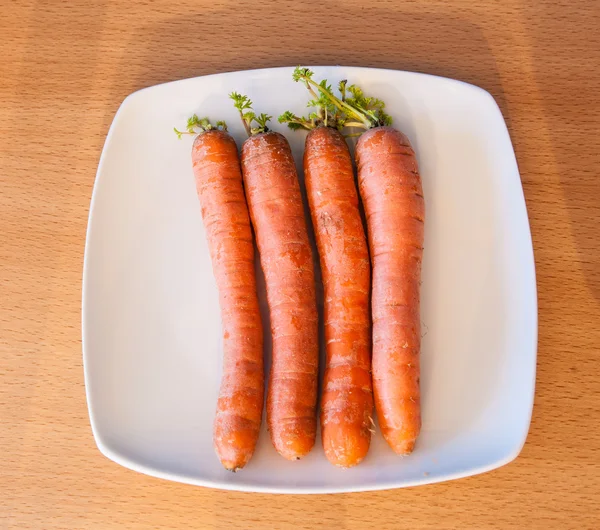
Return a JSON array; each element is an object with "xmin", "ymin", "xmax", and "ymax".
[{"xmin": 2, "ymin": 0, "xmax": 599, "ymax": 528}]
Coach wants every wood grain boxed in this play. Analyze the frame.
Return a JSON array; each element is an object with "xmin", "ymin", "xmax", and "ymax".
[{"xmin": 1, "ymin": 0, "xmax": 599, "ymax": 528}]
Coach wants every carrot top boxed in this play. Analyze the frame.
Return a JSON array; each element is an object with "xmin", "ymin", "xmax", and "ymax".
[
  {"xmin": 230, "ymin": 92, "xmax": 272, "ymax": 136},
  {"xmin": 278, "ymin": 67, "xmax": 344, "ymax": 130},
  {"xmin": 174, "ymin": 115, "xmax": 227, "ymax": 139},
  {"xmin": 279, "ymin": 67, "xmax": 392, "ymax": 133}
]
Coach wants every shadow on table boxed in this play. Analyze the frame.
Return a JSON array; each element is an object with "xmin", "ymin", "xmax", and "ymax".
[
  {"xmin": 107, "ymin": 2, "xmax": 510, "ymax": 129},
  {"xmin": 524, "ymin": 3, "xmax": 600, "ymax": 302}
]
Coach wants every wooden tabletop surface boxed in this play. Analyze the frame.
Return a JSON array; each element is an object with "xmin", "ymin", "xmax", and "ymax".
[{"xmin": 2, "ymin": 0, "xmax": 600, "ymax": 528}]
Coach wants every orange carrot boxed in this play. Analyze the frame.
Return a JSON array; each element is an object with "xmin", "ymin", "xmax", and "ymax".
[
  {"xmin": 306, "ymin": 127, "xmax": 373, "ymax": 467},
  {"xmin": 178, "ymin": 116, "xmax": 264, "ymax": 471},
  {"xmin": 232, "ymin": 94, "xmax": 319, "ymax": 460},
  {"xmin": 280, "ymin": 79, "xmax": 373, "ymax": 467},
  {"xmin": 334, "ymin": 80, "xmax": 424, "ymax": 455},
  {"xmin": 356, "ymin": 125, "xmax": 424, "ymax": 455}
]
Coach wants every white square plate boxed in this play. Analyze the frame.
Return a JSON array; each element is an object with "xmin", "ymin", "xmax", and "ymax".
[{"xmin": 83, "ymin": 66, "xmax": 537, "ymax": 493}]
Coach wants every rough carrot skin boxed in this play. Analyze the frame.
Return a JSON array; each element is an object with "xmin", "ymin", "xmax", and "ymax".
[
  {"xmin": 241, "ymin": 131, "xmax": 319, "ymax": 460},
  {"xmin": 304, "ymin": 127, "xmax": 373, "ymax": 467},
  {"xmin": 192, "ymin": 130, "xmax": 264, "ymax": 471},
  {"xmin": 355, "ymin": 126, "xmax": 424, "ymax": 455}
]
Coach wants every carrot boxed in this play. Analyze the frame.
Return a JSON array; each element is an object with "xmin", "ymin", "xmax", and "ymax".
[
  {"xmin": 232, "ymin": 94, "xmax": 319, "ymax": 460},
  {"xmin": 357, "ymin": 124, "xmax": 424, "ymax": 454},
  {"xmin": 292, "ymin": 71, "xmax": 425, "ymax": 455},
  {"xmin": 176, "ymin": 116, "xmax": 264, "ymax": 471},
  {"xmin": 346, "ymin": 81, "xmax": 424, "ymax": 455},
  {"xmin": 280, "ymin": 72, "xmax": 373, "ymax": 468}
]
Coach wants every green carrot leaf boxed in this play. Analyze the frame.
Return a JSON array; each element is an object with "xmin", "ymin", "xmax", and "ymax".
[
  {"xmin": 231, "ymin": 92, "xmax": 270, "ymax": 135},
  {"xmin": 230, "ymin": 92, "xmax": 253, "ymax": 111},
  {"xmin": 293, "ymin": 66, "xmax": 314, "ymax": 82}
]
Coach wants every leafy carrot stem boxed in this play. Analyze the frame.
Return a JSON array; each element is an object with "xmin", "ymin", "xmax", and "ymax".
[
  {"xmin": 174, "ymin": 115, "xmax": 227, "ymax": 139},
  {"xmin": 278, "ymin": 110, "xmax": 318, "ymax": 131},
  {"xmin": 280, "ymin": 68, "xmax": 343, "ymax": 130},
  {"xmin": 230, "ymin": 92, "xmax": 271, "ymax": 136},
  {"xmin": 282, "ymin": 67, "xmax": 392, "ymax": 133}
]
